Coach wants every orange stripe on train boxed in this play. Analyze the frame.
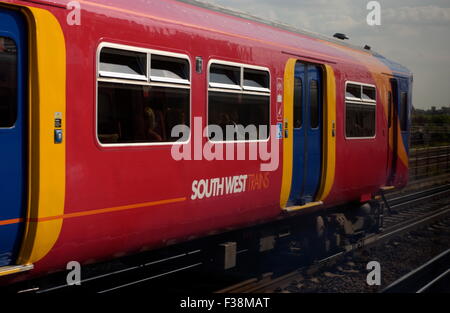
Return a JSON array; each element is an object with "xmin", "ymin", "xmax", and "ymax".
[{"xmin": 0, "ymin": 197, "xmax": 186, "ymax": 225}]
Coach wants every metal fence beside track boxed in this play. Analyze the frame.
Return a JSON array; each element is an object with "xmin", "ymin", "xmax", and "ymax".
[{"xmin": 409, "ymin": 145, "xmax": 450, "ymax": 181}]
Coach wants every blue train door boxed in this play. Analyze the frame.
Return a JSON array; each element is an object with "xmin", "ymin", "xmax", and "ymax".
[
  {"xmin": 388, "ymin": 77, "xmax": 411, "ymax": 183},
  {"xmin": 0, "ymin": 9, "xmax": 27, "ymax": 267},
  {"xmin": 288, "ymin": 62, "xmax": 322, "ymax": 206},
  {"xmin": 395, "ymin": 77, "xmax": 411, "ymax": 154}
]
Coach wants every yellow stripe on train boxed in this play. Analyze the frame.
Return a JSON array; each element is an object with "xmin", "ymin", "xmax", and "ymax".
[{"xmin": 16, "ymin": 5, "xmax": 66, "ymax": 265}]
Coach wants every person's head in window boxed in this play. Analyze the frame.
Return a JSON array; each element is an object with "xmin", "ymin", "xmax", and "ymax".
[
  {"xmin": 219, "ymin": 113, "xmax": 234, "ymax": 127},
  {"xmin": 145, "ymin": 106, "xmax": 162, "ymax": 142}
]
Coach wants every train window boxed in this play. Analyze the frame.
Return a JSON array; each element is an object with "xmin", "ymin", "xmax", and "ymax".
[
  {"xmin": 388, "ymin": 92, "xmax": 392, "ymax": 129},
  {"xmin": 98, "ymin": 83, "xmax": 189, "ymax": 144},
  {"xmin": 293, "ymin": 77, "xmax": 303, "ymax": 129},
  {"xmin": 362, "ymin": 86, "xmax": 376, "ymax": 102},
  {"xmin": 0, "ymin": 37, "xmax": 17, "ymax": 128},
  {"xmin": 400, "ymin": 92, "xmax": 408, "ymax": 131},
  {"xmin": 243, "ymin": 69, "xmax": 270, "ymax": 92},
  {"xmin": 345, "ymin": 82, "xmax": 376, "ymax": 138},
  {"xmin": 346, "ymin": 102, "xmax": 376, "ymax": 138},
  {"xmin": 99, "ymin": 48, "xmax": 147, "ymax": 81},
  {"xmin": 150, "ymin": 55, "xmax": 190, "ymax": 84},
  {"xmin": 209, "ymin": 64, "xmax": 241, "ymax": 90},
  {"xmin": 208, "ymin": 61, "xmax": 270, "ymax": 141},
  {"xmin": 346, "ymin": 83, "xmax": 361, "ymax": 100},
  {"xmin": 208, "ymin": 92, "xmax": 269, "ymax": 141},
  {"xmin": 310, "ymin": 80, "xmax": 319, "ymax": 129},
  {"xmin": 97, "ymin": 44, "xmax": 191, "ymax": 145}
]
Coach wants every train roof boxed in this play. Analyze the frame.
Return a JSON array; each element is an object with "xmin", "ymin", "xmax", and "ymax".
[
  {"xmin": 178, "ymin": 0, "xmax": 411, "ymax": 76},
  {"xmin": 177, "ymin": 0, "xmax": 373, "ymax": 54},
  {"xmin": 20, "ymin": 0, "xmax": 411, "ymax": 76}
]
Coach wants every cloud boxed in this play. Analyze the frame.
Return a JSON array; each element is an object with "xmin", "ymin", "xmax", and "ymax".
[
  {"xmin": 384, "ymin": 6, "xmax": 450, "ymax": 25},
  {"xmin": 197, "ymin": 0, "xmax": 450, "ymax": 108}
]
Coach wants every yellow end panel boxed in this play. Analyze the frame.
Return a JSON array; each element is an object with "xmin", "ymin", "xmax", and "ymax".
[
  {"xmin": 316, "ymin": 65, "xmax": 336, "ymax": 202},
  {"xmin": 280, "ymin": 59, "xmax": 296, "ymax": 209},
  {"xmin": 16, "ymin": 6, "xmax": 66, "ymax": 265}
]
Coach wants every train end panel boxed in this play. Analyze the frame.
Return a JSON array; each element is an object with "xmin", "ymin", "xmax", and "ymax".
[{"xmin": 375, "ymin": 53, "xmax": 413, "ymax": 190}]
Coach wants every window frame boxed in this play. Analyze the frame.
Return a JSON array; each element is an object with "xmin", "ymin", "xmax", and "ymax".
[
  {"xmin": 206, "ymin": 59, "xmax": 272, "ymax": 144},
  {"xmin": 0, "ymin": 36, "xmax": 19, "ymax": 129},
  {"xmin": 344, "ymin": 81, "xmax": 377, "ymax": 140},
  {"xmin": 95, "ymin": 42, "xmax": 192, "ymax": 147}
]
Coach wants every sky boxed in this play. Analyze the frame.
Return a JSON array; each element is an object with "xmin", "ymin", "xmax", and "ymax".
[{"xmin": 199, "ymin": 0, "xmax": 450, "ymax": 110}]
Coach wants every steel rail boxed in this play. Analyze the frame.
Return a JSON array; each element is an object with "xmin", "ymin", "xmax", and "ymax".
[
  {"xmin": 381, "ymin": 249, "xmax": 450, "ymax": 293},
  {"xmin": 29, "ymin": 249, "xmax": 203, "ymax": 294}
]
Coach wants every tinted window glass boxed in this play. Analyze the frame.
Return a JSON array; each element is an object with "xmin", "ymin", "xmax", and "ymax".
[
  {"xmin": 98, "ymin": 82, "xmax": 190, "ymax": 144},
  {"xmin": 0, "ymin": 37, "xmax": 17, "ymax": 128},
  {"xmin": 243, "ymin": 69, "xmax": 269, "ymax": 90},
  {"xmin": 345, "ymin": 82, "xmax": 377, "ymax": 138},
  {"xmin": 400, "ymin": 92, "xmax": 408, "ymax": 131},
  {"xmin": 151, "ymin": 55, "xmax": 189, "ymax": 82},
  {"xmin": 346, "ymin": 102, "xmax": 376, "ymax": 138},
  {"xmin": 346, "ymin": 84, "xmax": 361, "ymax": 99},
  {"xmin": 388, "ymin": 92, "xmax": 392, "ymax": 129},
  {"xmin": 293, "ymin": 77, "xmax": 303, "ymax": 129},
  {"xmin": 98, "ymin": 46, "xmax": 191, "ymax": 145},
  {"xmin": 210, "ymin": 64, "xmax": 241, "ymax": 87},
  {"xmin": 100, "ymin": 48, "xmax": 147, "ymax": 80},
  {"xmin": 208, "ymin": 63, "xmax": 271, "ymax": 142},
  {"xmin": 362, "ymin": 86, "xmax": 376, "ymax": 101},
  {"xmin": 208, "ymin": 92, "xmax": 269, "ymax": 141},
  {"xmin": 310, "ymin": 80, "xmax": 319, "ymax": 129}
]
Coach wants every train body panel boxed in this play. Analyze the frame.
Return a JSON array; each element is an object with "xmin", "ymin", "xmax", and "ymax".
[{"xmin": 0, "ymin": 0, "xmax": 412, "ymax": 281}]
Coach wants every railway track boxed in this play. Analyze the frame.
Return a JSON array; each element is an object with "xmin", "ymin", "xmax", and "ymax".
[
  {"xmin": 216, "ymin": 185, "xmax": 450, "ymax": 293},
  {"xmin": 22, "ymin": 248, "xmax": 207, "ymax": 295},
  {"xmin": 385, "ymin": 184, "xmax": 450, "ymax": 206},
  {"xmin": 381, "ymin": 249, "xmax": 450, "ymax": 293},
  {"xmin": 8, "ymin": 183, "xmax": 450, "ymax": 295}
]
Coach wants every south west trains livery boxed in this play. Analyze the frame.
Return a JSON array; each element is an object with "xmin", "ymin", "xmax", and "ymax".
[{"xmin": 0, "ymin": 0, "xmax": 412, "ymax": 283}]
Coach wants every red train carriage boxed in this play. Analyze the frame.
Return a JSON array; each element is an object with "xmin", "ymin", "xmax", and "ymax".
[{"xmin": 0, "ymin": 0, "xmax": 412, "ymax": 282}]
